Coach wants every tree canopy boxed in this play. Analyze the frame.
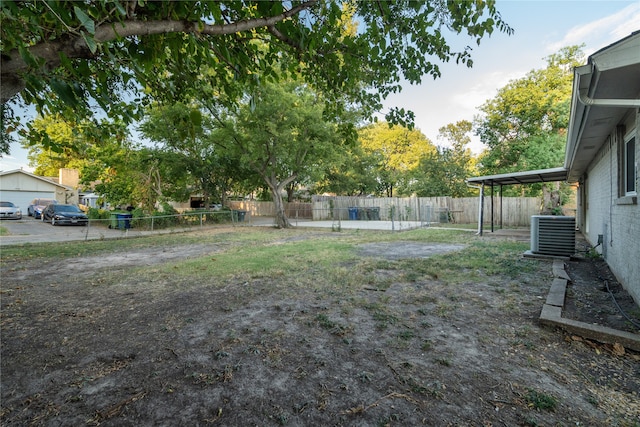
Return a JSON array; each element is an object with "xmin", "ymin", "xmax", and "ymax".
[
  {"xmin": 474, "ymin": 46, "xmax": 583, "ymax": 206},
  {"xmin": 409, "ymin": 120, "xmax": 477, "ymax": 197},
  {"xmin": 475, "ymin": 46, "xmax": 584, "ymax": 174},
  {"xmin": 1, "ymin": 0, "xmax": 512, "ymax": 155},
  {"xmin": 358, "ymin": 121, "xmax": 436, "ymax": 197},
  {"xmin": 220, "ymin": 80, "xmax": 344, "ymax": 228}
]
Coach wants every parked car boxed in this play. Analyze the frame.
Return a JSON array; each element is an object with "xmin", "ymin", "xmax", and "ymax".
[
  {"xmin": 0, "ymin": 201, "xmax": 22, "ymax": 220},
  {"xmin": 41, "ymin": 204, "xmax": 88, "ymax": 226},
  {"xmin": 28, "ymin": 198, "xmax": 57, "ymax": 219}
]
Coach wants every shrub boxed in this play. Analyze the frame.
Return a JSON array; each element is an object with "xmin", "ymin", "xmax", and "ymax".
[{"xmin": 87, "ymin": 207, "xmax": 110, "ymax": 220}]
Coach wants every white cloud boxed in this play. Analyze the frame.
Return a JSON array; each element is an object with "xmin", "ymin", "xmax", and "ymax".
[
  {"xmin": 547, "ymin": 3, "xmax": 640, "ymax": 54},
  {"xmin": 452, "ymin": 69, "xmax": 526, "ymax": 112}
]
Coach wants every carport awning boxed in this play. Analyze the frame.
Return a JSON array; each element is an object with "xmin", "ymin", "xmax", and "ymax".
[{"xmin": 466, "ymin": 167, "xmax": 568, "ymax": 186}]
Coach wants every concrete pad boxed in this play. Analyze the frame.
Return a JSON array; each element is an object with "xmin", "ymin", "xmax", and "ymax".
[
  {"xmin": 523, "ymin": 250, "xmax": 570, "ymax": 261},
  {"xmin": 290, "ymin": 219, "xmax": 429, "ymax": 231}
]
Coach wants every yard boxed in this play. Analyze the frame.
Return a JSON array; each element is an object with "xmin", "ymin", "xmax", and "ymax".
[{"xmin": 1, "ymin": 226, "xmax": 638, "ymax": 426}]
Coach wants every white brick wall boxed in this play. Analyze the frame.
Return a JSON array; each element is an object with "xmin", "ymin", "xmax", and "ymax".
[{"xmin": 583, "ymin": 115, "xmax": 639, "ymax": 304}]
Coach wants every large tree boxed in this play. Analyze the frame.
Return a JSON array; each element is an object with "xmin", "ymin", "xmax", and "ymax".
[
  {"xmin": 475, "ymin": 46, "xmax": 583, "ymax": 173},
  {"xmin": 358, "ymin": 121, "xmax": 436, "ymax": 197},
  {"xmin": 222, "ymin": 81, "xmax": 344, "ymax": 228},
  {"xmin": 81, "ymin": 144, "xmax": 168, "ymax": 211},
  {"xmin": 474, "ymin": 46, "xmax": 583, "ymax": 206},
  {"xmin": 1, "ymin": 0, "xmax": 511, "ymax": 155},
  {"xmin": 139, "ymin": 103, "xmax": 219, "ymax": 207},
  {"xmin": 410, "ymin": 120, "xmax": 477, "ymax": 197},
  {"xmin": 313, "ymin": 144, "xmax": 380, "ymax": 196},
  {"xmin": 23, "ymin": 114, "xmax": 90, "ymax": 176}
]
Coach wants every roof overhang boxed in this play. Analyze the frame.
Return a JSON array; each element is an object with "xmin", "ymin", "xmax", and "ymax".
[
  {"xmin": 565, "ymin": 31, "xmax": 640, "ymax": 182},
  {"xmin": 466, "ymin": 167, "xmax": 568, "ymax": 186},
  {"xmin": 0, "ymin": 168, "xmax": 74, "ymax": 191}
]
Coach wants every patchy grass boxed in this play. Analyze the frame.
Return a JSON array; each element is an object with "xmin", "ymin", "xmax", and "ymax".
[
  {"xmin": 526, "ymin": 389, "xmax": 559, "ymax": 411},
  {"xmin": 165, "ymin": 237, "xmax": 356, "ymax": 279}
]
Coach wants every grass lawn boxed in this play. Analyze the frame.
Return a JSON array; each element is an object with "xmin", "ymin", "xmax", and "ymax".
[{"xmin": 1, "ymin": 226, "xmax": 638, "ymax": 426}]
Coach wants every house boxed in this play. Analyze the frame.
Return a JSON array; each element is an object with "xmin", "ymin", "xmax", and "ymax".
[
  {"xmin": 566, "ymin": 31, "xmax": 640, "ymax": 303},
  {"xmin": 0, "ymin": 169, "xmax": 77, "ymax": 208},
  {"xmin": 467, "ymin": 31, "xmax": 640, "ymax": 304}
]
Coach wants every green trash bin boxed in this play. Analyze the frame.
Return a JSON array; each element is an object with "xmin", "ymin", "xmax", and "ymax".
[
  {"xmin": 233, "ymin": 210, "xmax": 247, "ymax": 222},
  {"xmin": 369, "ymin": 207, "xmax": 380, "ymax": 220},
  {"xmin": 109, "ymin": 212, "xmax": 120, "ymax": 229}
]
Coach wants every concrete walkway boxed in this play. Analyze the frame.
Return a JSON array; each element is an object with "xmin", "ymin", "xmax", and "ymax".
[{"xmin": 288, "ymin": 218, "xmax": 434, "ymax": 231}]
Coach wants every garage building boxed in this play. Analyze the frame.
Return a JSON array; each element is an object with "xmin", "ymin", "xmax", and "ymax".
[{"xmin": 0, "ymin": 169, "xmax": 76, "ymax": 211}]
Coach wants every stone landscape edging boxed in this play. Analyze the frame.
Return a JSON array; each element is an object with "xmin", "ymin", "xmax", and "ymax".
[{"xmin": 539, "ymin": 259, "xmax": 640, "ymax": 352}]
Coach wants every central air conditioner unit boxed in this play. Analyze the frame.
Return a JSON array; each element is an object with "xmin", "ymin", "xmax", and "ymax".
[{"xmin": 530, "ymin": 215, "xmax": 576, "ymax": 257}]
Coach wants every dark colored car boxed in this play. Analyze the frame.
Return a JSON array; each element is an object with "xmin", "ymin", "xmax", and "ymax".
[
  {"xmin": 41, "ymin": 204, "xmax": 88, "ymax": 226},
  {"xmin": 28, "ymin": 198, "xmax": 57, "ymax": 219},
  {"xmin": 0, "ymin": 201, "xmax": 22, "ymax": 220}
]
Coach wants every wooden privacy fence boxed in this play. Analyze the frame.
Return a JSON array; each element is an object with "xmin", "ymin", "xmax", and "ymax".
[
  {"xmin": 226, "ymin": 201, "xmax": 312, "ymax": 219},
  {"xmin": 229, "ymin": 196, "xmax": 542, "ymax": 227}
]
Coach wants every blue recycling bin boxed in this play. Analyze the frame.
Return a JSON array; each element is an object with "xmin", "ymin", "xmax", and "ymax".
[
  {"xmin": 348, "ymin": 207, "xmax": 359, "ymax": 220},
  {"xmin": 116, "ymin": 213, "xmax": 132, "ymax": 229}
]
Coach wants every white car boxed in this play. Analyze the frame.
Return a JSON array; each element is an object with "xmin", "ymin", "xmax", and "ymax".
[{"xmin": 0, "ymin": 201, "xmax": 23, "ymax": 220}]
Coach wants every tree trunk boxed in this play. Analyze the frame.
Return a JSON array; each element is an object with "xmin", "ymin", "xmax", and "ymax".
[
  {"xmin": 272, "ymin": 189, "xmax": 290, "ymax": 228},
  {"xmin": 263, "ymin": 176, "xmax": 292, "ymax": 228},
  {"xmin": 542, "ymin": 182, "xmax": 561, "ymax": 214},
  {"xmin": 286, "ymin": 183, "xmax": 295, "ymax": 202}
]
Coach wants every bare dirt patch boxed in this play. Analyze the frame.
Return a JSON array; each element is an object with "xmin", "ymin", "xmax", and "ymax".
[
  {"xmin": 564, "ymin": 256, "xmax": 640, "ymax": 335},
  {"xmin": 357, "ymin": 242, "xmax": 466, "ymax": 260},
  {"xmin": 1, "ymin": 228, "xmax": 639, "ymax": 426}
]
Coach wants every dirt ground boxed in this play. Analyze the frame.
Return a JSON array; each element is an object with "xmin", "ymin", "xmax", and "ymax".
[
  {"xmin": 563, "ymin": 254, "xmax": 640, "ymax": 335},
  {"xmin": 1, "ymin": 227, "xmax": 639, "ymax": 426}
]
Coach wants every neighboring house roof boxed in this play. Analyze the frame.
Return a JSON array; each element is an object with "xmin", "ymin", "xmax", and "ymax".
[
  {"xmin": 467, "ymin": 30, "xmax": 640, "ymax": 187},
  {"xmin": 0, "ymin": 169, "xmax": 73, "ymax": 191},
  {"xmin": 565, "ymin": 30, "xmax": 640, "ymax": 182}
]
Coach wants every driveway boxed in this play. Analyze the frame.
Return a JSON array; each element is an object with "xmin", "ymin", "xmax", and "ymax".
[{"xmin": 0, "ymin": 217, "xmax": 170, "ymax": 246}]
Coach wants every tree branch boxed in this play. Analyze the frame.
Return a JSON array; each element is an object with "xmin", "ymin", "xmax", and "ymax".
[{"xmin": 1, "ymin": 1, "xmax": 317, "ymax": 102}]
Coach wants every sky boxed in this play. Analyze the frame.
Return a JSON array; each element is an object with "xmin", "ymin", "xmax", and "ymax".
[{"xmin": 2, "ymin": 0, "xmax": 640, "ymax": 172}]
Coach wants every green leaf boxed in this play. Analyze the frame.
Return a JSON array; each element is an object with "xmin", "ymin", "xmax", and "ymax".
[
  {"xmin": 114, "ymin": 1, "xmax": 127, "ymax": 16},
  {"xmin": 74, "ymin": 6, "xmax": 95, "ymax": 34},
  {"xmin": 81, "ymin": 32, "xmax": 98, "ymax": 54},
  {"xmin": 50, "ymin": 78, "xmax": 79, "ymax": 108},
  {"xmin": 189, "ymin": 109, "xmax": 202, "ymax": 128},
  {"xmin": 18, "ymin": 45, "xmax": 40, "ymax": 68}
]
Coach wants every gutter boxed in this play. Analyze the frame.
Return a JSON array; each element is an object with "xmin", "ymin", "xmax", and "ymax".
[{"xmin": 577, "ymin": 90, "xmax": 640, "ymax": 107}]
